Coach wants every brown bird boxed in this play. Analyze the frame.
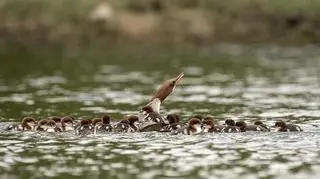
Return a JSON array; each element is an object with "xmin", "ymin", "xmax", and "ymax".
[{"xmin": 143, "ymin": 72, "xmax": 184, "ymax": 113}]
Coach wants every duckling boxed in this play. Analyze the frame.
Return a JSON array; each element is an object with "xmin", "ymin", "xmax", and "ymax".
[
  {"xmin": 254, "ymin": 120, "xmax": 270, "ymax": 132},
  {"xmin": 221, "ymin": 119, "xmax": 241, "ymax": 133},
  {"xmin": 94, "ymin": 115, "xmax": 112, "ymax": 134},
  {"xmin": 127, "ymin": 115, "xmax": 139, "ymax": 131},
  {"xmin": 141, "ymin": 105, "xmax": 167, "ymax": 124},
  {"xmin": 61, "ymin": 116, "xmax": 74, "ymax": 132},
  {"xmin": 44, "ymin": 119, "xmax": 61, "ymax": 132},
  {"xmin": 50, "ymin": 116, "xmax": 62, "ymax": 129},
  {"xmin": 75, "ymin": 119, "xmax": 94, "ymax": 135},
  {"xmin": 235, "ymin": 121, "xmax": 269, "ymax": 132},
  {"xmin": 113, "ymin": 119, "xmax": 133, "ymax": 133},
  {"xmin": 202, "ymin": 117, "xmax": 219, "ymax": 133},
  {"xmin": 172, "ymin": 118, "xmax": 202, "ymax": 135},
  {"xmin": 15, "ymin": 117, "xmax": 38, "ymax": 131},
  {"xmin": 274, "ymin": 120, "xmax": 303, "ymax": 132},
  {"xmin": 5, "ymin": 117, "xmax": 37, "ymax": 131},
  {"xmin": 35, "ymin": 119, "xmax": 48, "ymax": 131},
  {"xmin": 160, "ymin": 114, "xmax": 183, "ymax": 132}
]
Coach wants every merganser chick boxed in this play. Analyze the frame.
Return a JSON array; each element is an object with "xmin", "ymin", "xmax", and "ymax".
[
  {"xmin": 235, "ymin": 121, "xmax": 269, "ymax": 132},
  {"xmin": 127, "ymin": 115, "xmax": 139, "ymax": 131},
  {"xmin": 113, "ymin": 119, "xmax": 134, "ymax": 133},
  {"xmin": 221, "ymin": 119, "xmax": 241, "ymax": 133},
  {"xmin": 44, "ymin": 119, "xmax": 61, "ymax": 132},
  {"xmin": 50, "ymin": 116, "xmax": 62, "ymax": 129},
  {"xmin": 202, "ymin": 117, "xmax": 219, "ymax": 133},
  {"xmin": 75, "ymin": 119, "xmax": 94, "ymax": 135},
  {"xmin": 141, "ymin": 105, "xmax": 167, "ymax": 124},
  {"xmin": 61, "ymin": 116, "xmax": 74, "ymax": 132},
  {"xmin": 5, "ymin": 117, "xmax": 37, "ymax": 131},
  {"xmin": 36, "ymin": 119, "xmax": 48, "ymax": 131},
  {"xmin": 92, "ymin": 118, "xmax": 102, "ymax": 126},
  {"xmin": 172, "ymin": 118, "xmax": 202, "ymax": 135},
  {"xmin": 254, "ymin": 121, "xmax": 270, "ymax": 131},
  {"xmin": 274, "ymin": 120, "xmax": 303, "ymax": 132},
  {"xmin": 20, "ymin": 117, "xmax": 38, "ymax": 131},
  {"xmin": 94, "ymin": 115, "xmax": 112, "ymax": 134},
  {"xmin": 160, "ymin": 114, "xmax": 183, "ymax": 132},
  {"xmin": 203, "ymin": 116, "xmax": 224, "ymax": 132}
]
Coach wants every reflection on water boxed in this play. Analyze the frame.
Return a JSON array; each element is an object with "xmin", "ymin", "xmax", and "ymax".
[{"xmin": 0, "ymin": 44, "xmax": 320, "ymax": 179}]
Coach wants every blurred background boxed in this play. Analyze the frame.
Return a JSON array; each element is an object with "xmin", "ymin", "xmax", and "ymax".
[
  {"xmin": 1, "ymin": 0, "xmax": 320, "ymax": 56},
  {"xmin": 0, "ymin": 1, "xmax": 320, "ymax": 179}
]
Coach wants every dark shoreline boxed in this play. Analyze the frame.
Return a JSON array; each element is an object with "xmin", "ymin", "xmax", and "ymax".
[{"xmin": 1, "ymin": 0, "xmax": 320, "ymax": 56}]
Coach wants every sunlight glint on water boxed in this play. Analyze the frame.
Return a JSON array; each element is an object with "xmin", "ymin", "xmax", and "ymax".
[{"xmin": 0, "ymin": 45, "xmax": 320, "ymax": 179}]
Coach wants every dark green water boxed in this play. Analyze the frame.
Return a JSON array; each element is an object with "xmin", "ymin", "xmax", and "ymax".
[{"xmin": 0, "ymin": 44, "xmax": 320, "ymax": 179}]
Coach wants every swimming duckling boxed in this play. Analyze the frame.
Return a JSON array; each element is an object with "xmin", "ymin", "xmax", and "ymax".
[
  {"xmin": 172, "ymin": 118, "xmax": 202, "ymax": 135},
  {"xmin": 44, "ymin": 119, "xmax": 61, "ymax": 132},
  {"xmin": 221, "ymin": 119, "xmax": 241, "ymax": 133},
  {"xmin": 235, "ymin": 121, "xmax": 269, "ymax": 132},
  {"xmin": 274, "ymin": 120, "xmax": 303, "ymax": 132},
  {"xmin": 50, "ymin": 116, "xmax": 62, "ymax": 129},
  {"xmin": 160, "ymin": 114, "xmax": 183, "ymax": 132},
  {"xmin": 75, "ymin": 119, "xmax": 94, "ymax": 135},
  {"xmin": 254, "ymin": 120, "xmax": 270, "ymax": 131},
  {"xmin": 113, "ymin": 119, "xmax": 134, "ymax": 133},
  {"xmin": 202, "ymin": 117, "xmax": 219, "ymax": 133},
  {"xmin": 35, "ymin": 119, "xmax": 48, "ymax": 131},
  {"xmin": 61, "ymin": 116, "xmax": 74, "ymax": 132},
  {"xmin": 7, "ymin": 117, "xmax": 38, "ymax": 131},
  {"xmin": 94, "ymin": 115, "xmax": 113, "ymax": 134},
  {"xmin": 141, "ymin": 105, "xmax": 167, "ymax": 124}
]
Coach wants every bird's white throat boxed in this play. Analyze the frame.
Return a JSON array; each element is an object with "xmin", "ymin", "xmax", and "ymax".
[{"xmin": 148, "ymin": 98, "xmax": 161, "ymax": 113}]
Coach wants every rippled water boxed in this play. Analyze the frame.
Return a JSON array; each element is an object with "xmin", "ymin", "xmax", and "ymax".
[{"xmin": 0, "ymin": 44, "xmax": 320, "ymax": 179}]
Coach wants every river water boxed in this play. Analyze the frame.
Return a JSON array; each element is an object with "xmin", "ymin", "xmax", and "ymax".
[{"xmin": 0, "ymin": 44, "xmax": 319, "ymax": 179}]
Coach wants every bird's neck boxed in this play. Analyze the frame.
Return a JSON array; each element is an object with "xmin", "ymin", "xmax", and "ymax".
[{"xmin": 148, "ymin": 98, "xmax": 161, "ymax": 113}]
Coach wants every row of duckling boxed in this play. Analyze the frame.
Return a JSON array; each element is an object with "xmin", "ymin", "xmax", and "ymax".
[
  {"xmin": 5, "ymin": 115, "xmax": 140, "ymax": 135},
  {"xmin": 5, "ymin": 114, "xmax": 303, "ymax": 135},
  {"xmin": 157, "ymin": 115, "xmax": 303, "ymax": 135}
]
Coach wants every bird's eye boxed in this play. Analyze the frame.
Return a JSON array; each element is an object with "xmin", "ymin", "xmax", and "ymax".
[{"xmin": 170, "ymin": 81, "xmax": 176, "ymax": 86}]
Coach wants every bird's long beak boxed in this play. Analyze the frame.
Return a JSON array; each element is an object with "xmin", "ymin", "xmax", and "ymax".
[{"xmin": 175, "ymin": 72, "xmax": 184, "ymax": 85}]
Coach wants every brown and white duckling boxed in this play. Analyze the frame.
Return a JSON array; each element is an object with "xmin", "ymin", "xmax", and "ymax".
[
  {"xmin": 61, "ymin": 116, "xmax": 74, "ymax": 132},
  {"xmin": 160, "ymin": 114, "xmax": 183, "ymax": 132},
  {"xmin": 141, "ymin": 104, "xmax": 167, "ymax": 124},
  {"xmin": 36, "ymin": 119, "xmax": 48, "ymax": 131},
  {"xmin": 221, "ymin": 119, "xmax": 241, "ymax": 133},
  {"xmin": 50, "ymin": 116, "xmax": 62, "ymax": 129},
  {"xmin": 202, "ymin": 117, "xmax": 219, "ymax": 133},
  {"xmin": 274, "ymin": 120, "xmax": 303, "ymax": 132},
  {"xmin": 94, "ymin": 115, "xmax": 113, "ymax": 134},
  {"xmin": 113, "ymin": 119, "xmax": 133, "ymax": 133},
  {"xmin": 172, "ymin": 118, "xmax": 202, "ymax": 135},
  {"xmin": 20, "ymin": 117, "xmax": 38, "ymax": 131},
  {"xmin": 235, "ymin": 121, "xmax": 269, "ymax": 132},
  {"xmin": 203, "ymin": 116, "xmax": 225, "ymax": 132},
  {"xmin": 43, "ymin": 119, "xmax": 61, "ymax": 132},
  {"xmin": 75, "ymin": 119, "xmax": 94, "ymax": 135},
  {"xmin": 254, "ymin": 121, "xmax": 270, "ymax": 132},
  {"xmin": 6, "ymin": 117, "xmax": 38, "ymax": 131},
  {"xmin": 127, "ymin": 115, "xmax": 139, "ymax": 131}
]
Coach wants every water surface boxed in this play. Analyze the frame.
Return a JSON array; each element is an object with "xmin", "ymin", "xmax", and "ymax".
[{"xmin": 0, "ymin": 44, "xmax": 320, "ymax": 179}]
